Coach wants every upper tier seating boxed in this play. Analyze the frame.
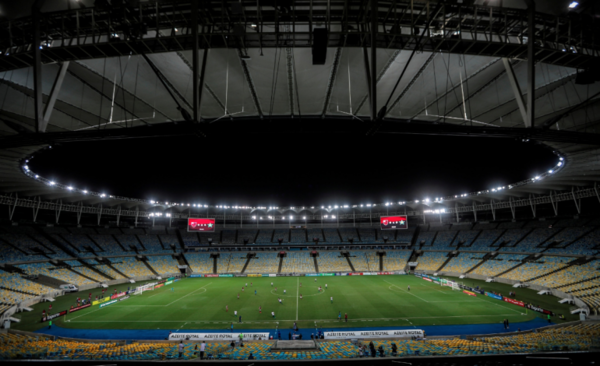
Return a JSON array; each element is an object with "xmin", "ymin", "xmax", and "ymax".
[
  {"xmin": 453, "ymin": 230, "xmax": 479, "ymax": 246},
  {"xmin": 255, "ymin": 230, "xmax": 273, "ymax": 244},
  {"xmin": 218, "ymin": 254, "xmax": 247, "ymax": 273},
  {"xmin": 64, "ymin": 260, "xmax": 106, "ymax": 282},
  {"xmin": 338, "ymin": 228, "xmax": 358, "ymax": 242},
  {"xmin": 245, "ymin": 253, "xmax": 279, "ymax": 273},
  {"xmin": 416, "ymin": 231, "xmax": 436, "ymax": 246},
  {"xmin": 0, "ymin": 238, "xmax": 47, "ymax": 263},
  {"xmin": 383, "ymin": 251, "xmax": 411, "ymax": 271},
  {"xmin": 280, "ymin": 252, "xmax": 315, "ymax": 273},
  {"xmin": 469, "ymin": 229, "xmax": 503, "ymax": 250},
  {"xmin": 115, "ymin": 235, "xmax": 144, "ymax": 251},
  {"xmin": 185, "ymin": 252, "xmax": 213, "ymax": 273},
  {"xmin": 89, "ymin": 235, "xmax": 128, "ymax": 256},
  {"xmin": 221, "ymin": 230, "xmax": 237, "ymax": 244},
  {"xmin": 504, "ymin": 228, "xmax": 559, "ymax": 252},
  {"xmin": 318, "ymin": 252, "xmax": 351, "ymax": 272},
  {"xmin": 158, "ymin": 235, "xmax": 179, "ymax": 250},
  {"xmin": 396, "ymin": 228, "xmax": 415, "ymax": 244},
  {"xmin": 180, "ymin": 232, "xmax": 203, "ymax": 247},
  {"xmin": 138, "ymin": 235, "xmax": 171, "ymax": 253},
  {"xmin": 493, "ymin": 229, "xmax": 530, "ymax": 248},
  {"xmin": 237, "ymin": 230, "xmax": 258, "ymax": 244},
  {"xmin": 83, "ymin": 259, "xmax": 126, "ymax": 280},
  {"xmin": 16, "ymin": 262, "xmax": 96, "ymax": 286},
  {"xmin": 323, "ymin": 229, "xmax": 341, "ymax": 243},
  {"xmin": 433, "ymin": 231, "xmax": 457, "ymax": 248},
  {"xmin": 358, "ymin": 229, "xmax": 376, "ymax": 243},
  {"xmin": 416, "ymin": 252, "xmax": 447, "ymax": 271},
  {"xmin": 470, "ymin": 254, "xmax": 528, "ymax": 277},
  {"xmin": 61, "ymin": 234, "xmax": 102, "ymax": 253},
  {"xmin": 307, "ymin": 229, "xmax": 324, "ymax": 243},
  {"xmin": 290, "ymin": 230, "xmax": 307, "ymax": 244},
  {"xmin": 273, "ymin": 230, "xmax": 289, "ymax": 243}
]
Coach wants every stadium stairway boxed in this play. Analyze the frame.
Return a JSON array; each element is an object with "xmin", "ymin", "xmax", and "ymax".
[
  {"xmin": 27, "ymin": 273, "xmax": 68, "ymax": 289},
  {"xmin": 379, "ymin": 253, "xmax": 384, "ymax": 271},
  {"xmin": 313, "ymin": 255, "xmax": 319, "ymax": 273},
  {"xmin": 76, "ymin": 259, "xmax": 114, "ymax": 281},
  {"xmin": 494, "ymin": 254, "xmax": 538, "ymax": 277},
  {"xmin": 436, "ymin": 252, "xmax": 456, "ymax": 272},
  {"xmin": 175, "ymin": 253, "xmax": 191, "ymax": 270},
  {"xmin": 141, "ymin": 257, "xmax": 160, "ymax": 276},
  {"xmin": 213, "ymin": 255, "xmax": 218, "ymax": 273},
  {"xmin": 36, "ymin": 229, "xmax": 77, "ymax": 258},
  {"xmin": 278, "ymin": 255, "xmax": 283, "ymax": 273},
  {"xmin": 241, "ymin": 255, "xmax": 252, "ymax": 274},
  {"xmin": 56, "ymin": 260, "xmax": 102, "ymax": 283},
  {"xmin": 526, "ymin": 256, "xmax": 593, "ymax": 283},
  {"xmin": 99, "ymin": 259, "xmax": 130, "ymax": 279},
  {"xmin": 345, "ymin": 254, "xmax": 356, "ymax": 272},
  {"xmin": 466, "ymin": 252, "xmax": 497, "ymax": 274}
]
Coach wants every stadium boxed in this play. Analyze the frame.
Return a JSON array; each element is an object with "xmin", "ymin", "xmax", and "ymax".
[{"xmin": 0, "ymin": 0, "xmax": 600, "ymax": 365}]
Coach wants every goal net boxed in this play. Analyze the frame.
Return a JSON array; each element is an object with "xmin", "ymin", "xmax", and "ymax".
[{"xmin": 133, "ymin": 283, "xmax": 156, "ymax": 295}]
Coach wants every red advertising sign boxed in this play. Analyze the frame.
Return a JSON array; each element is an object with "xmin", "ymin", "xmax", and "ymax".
[
  {"xmin": 205, "ymin": 274, "xmax": 219, "ymax": 278},
  {"xmin": 423, "ymin": 278, "xmax": 432, "ymax": 282},
  {"xmin": 380, "ymin": 216, "xmax": 408, "ymax": 230},
  {"xmin": 111, "ymin": 292, "xmax": 126, "ymax": 300},
  {"xmin": 463, "ymin": 290, "xmax": 477, "ymax": 297},
  {"xmin": 349, "ymin": 273, "xmax": 363, "ymax": 276},
  {"xmin": 377, "ymin": 272, "xmax": 393, "ymax": 275},
  {"xmin": 154, "ymin": 284, "xmax": 164, "ymax": 289},
  {"xmin": 187, "ymin": 218, "xmax": 216, "ymax": 232},
  {"xmin": 503, "ymin": 297, "xmax": 525, "ymax": 307},
  {"xmin": 41, "ymin": 310, "xmax": 67, "ymax": 322},
  {"xmin": 69, "ymin": 304, "xmax": 91, "ymax": 313}
]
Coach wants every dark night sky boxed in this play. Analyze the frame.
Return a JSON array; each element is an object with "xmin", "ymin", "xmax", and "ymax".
[{"xmin": 29, "ymin": 131, "xmax": 558, "ymax": 207}]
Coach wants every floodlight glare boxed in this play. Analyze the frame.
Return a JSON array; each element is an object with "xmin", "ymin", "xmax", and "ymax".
[
  {"xmin": 151, "ymin": 200, "xmax": 155, "ymax": 204},
  {"xmin": 67, "ymin": 186, "xmax": 73, "ymax": 190},
  {"xmin": 332, "ymin": 215, "xmax": 336, "ymax": 219},
  {"xmin": 290, "ymin": 216, "xmax": 293, "ymax": 219},
  {"xmin": 83, "ymin": 190, "xmax": 88, "ymax": 194},
  {"xmin": 548, "ymin": 170, "xmax": 553, "ymax": 173},
  {"xmin": 569, "ymin": 2, "xmax": 579, "ymax": 8},
  {"xmin": 49, "ymin": 181, "xmax": 55, "ymax": 185},
  {"xmin": 252, "ymin": 216, "xmax": 256, "ymax": 219},
  {"xmin": 303, "ymin": 216, "xmax": 306, "ymax": 219}
]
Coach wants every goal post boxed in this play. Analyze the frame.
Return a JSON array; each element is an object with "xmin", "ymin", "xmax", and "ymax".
[{"xmin": 133, "ymin": 283, "xmax": 156, "ymax": 295}]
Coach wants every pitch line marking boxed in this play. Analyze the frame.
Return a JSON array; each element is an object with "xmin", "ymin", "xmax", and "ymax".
[
  {"xmin": 419, "ymin": 283, "xmax": 452, "ymax": 294},
  {"xmin": 295, "ymin": 277, "xmax": 299, "ymax": 321},
  {"xmin": 70, "ymin": 314, "xmax": 518, "ymax": 324},
  {"xmin": 165, "ymin": 282, "xmax": 212, "ymax": 306},
  {"xmin": 384, "ymin": 280, "xmax": 429, "ymax": 302},
  {"xmin": 65, "ymin": 308, "xmax": 103, "ymax": 322}
]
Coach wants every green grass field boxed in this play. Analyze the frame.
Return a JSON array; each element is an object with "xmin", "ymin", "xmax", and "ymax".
[{"xmin": 13, "ymin": 275, "xmax": 579, "ymax": 333}]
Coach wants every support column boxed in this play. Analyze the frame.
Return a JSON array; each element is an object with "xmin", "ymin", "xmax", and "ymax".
[
  {"xmin": 472, "ymin": 202, "xmax": 477, "ymax": 222},
  {"xmin": 529, "ymin": 195, "xmax": 537, "ymax": 218},
  {"xmin": 549, "ymin": 191, "xmax": 558, "ymax": 216},
  {"xmin": 526, "ymin": 0, "xmax": 535, "ymax": 128},
  {"xmin": 32, "ymin": 197, "xmax": 41, "ymax": 222},
  {"xmin": 572, "ymin": 187, "xmax": 581, "ymax": 214},
  {"xmin": 594, "ymin": 182, "xmax": 600, "ymax": 204},
  {"xmin": 116, "ymin": 205, "xmax": 122, "ymax": 226},
  {"xmin": 509, "ymin": 197, "xmax": 516, "ymax": 220},
  {"xmin": 77, "ymin": 201, "xmax": 83, "ymax": 225},
  {"xmin": 32, "ymin": 2, "xmax": 44, "ymax": 133},
  {"xmin": 502, "ymin": 58, "xmax": 528, "ymax": 126},
  {"xmin": 135, "ymin": 207, "xmax": 139, "ymax": 227},
  {"xmin": 41, "ymin": 62, "xmax": 70, "ymax": 131},
  {"xmin": 191, "ymin": 0, "xmax": 199, "ymax": 122},
  {"xmin": 9, "ymin": 193, "xmax": 18, "ymax": 221},
  {"xmin": 370, "ymin": 0, "xmax": 378, "ymax": 122},
  {"xmin": 455, "ymin": 202, "xmax": 459, "ymax": 222},
  {"xmin": 97, "ymin": 204, "xmax": 103, "ymax": 226},
  {"xmin": 55, "ymin": 200, "xmax": 62, "ymax": 224},
  {"xmin": 490, "ymin": 200, "xmax": 496, "ymax": 221}
]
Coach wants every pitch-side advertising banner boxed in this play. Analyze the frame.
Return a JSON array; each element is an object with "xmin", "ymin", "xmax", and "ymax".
[
  {"xmin": 190, "ymin": 274, "xmax": 203, "ymax": 278},
  {"xmin": 219, "ymin": 274, "xmax": 233, "ymax": 278},
  {"xmin": 165, "ymin": 281, "xmax": 173, "ymax": 285},
  {"xmin": 92, "ymin": 296, "xmax": 111, "ymax": 306},
  {"xmin": 247, "ymin": 274, "xmax": 262, "ymax": 277},
  {"xmin": 41, "ymin": 310, "xmax": 67, "ymax": 323},
  {"xmin": 325, "ymin": 329, "xmax": 424, "ymax": 340},
  {"xmin": 503, "ymin": 297, "xmax": 525, "ymax": 307},
  {"xmin": 110, "ymin": 292, "xmax": 126, "ymax": 300},
  {"xmin": 485, "ymin": 292, "xmax": 503, "ymax": 300},
  {"xmin": 100, "ymin": 300, "xmax": 118, "ymax": 308},
  {"xmin": 169, "ymin": 333, "xmax": 270, "ymax": 341},
  {"xmin": 154, "ymin": 284, "xmax": 164, "ymax": 289},
  {"xmin": 69, "ymin": 304, "xmax": 91, "ymax": 313},
  {"xmin": 463, "ymin": 290, "xmax": 477, "ymax": 297},
  {"xmin": 423, "ymin": 278, "xmax": 432, "ymax": 282},
  {"xmin": 204, "ymin": 274, "xmax": 219, "ymax": 278}
]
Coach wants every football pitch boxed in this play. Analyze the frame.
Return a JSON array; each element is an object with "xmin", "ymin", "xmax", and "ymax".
[{"xmin": 16, "ymin": 275, "xmax": 579, "ymax": 333}]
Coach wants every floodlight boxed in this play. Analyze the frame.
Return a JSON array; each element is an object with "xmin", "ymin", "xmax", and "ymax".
[
  {"xmin": 83, "ymin": 190, "xmax": 88, "ymax": 194},
  {"xmin": 282, "ymin": 216, "xmax": 285, "ymax": 219},
  {"xmin": 166, "ymin": 213, "xmax": 171, "ymax": 217},
  {"xmin": 324, "ymin": 215, "xmax": 328, "ymax": 218},
  {"xmin": 334, "ymin": 205, "xmax": 338, "ymax": 209},
  {"xmin": 560, "ymin": 157, "xmax": 564, "ymax": 161},
  {"xmin": 568, "ymin": 2, "xmax": 579, "ymax": 8},
  {"xmin": 35, "ymin": 175, "xmax": 39, "ymax": 178},
  {"xmin": 415, "ymin": 200, "xmax": 419, "ymax": 203},
  {"xmin": 252, "ymin": 216, "xmax": 256, "ymax": 219},
  {"xmin": 344, "ymin": 205, "xmax": 348, "ymax": 208},
  {"xmin": 557, "ymin": 162, "xmax": 563, "ymax": 167},
  {"xmin": 385, "ymin": 203, "xmax": 389, "ymax": 206},
  {"xmin": 151, "ymin": 200, "xmax": 155, "ymax": 204},
  {"xmin": 425, "ymin": 198, "xmax": 430, "ymax": 203},
  {"xmin": 548, "ymin": 170, "xmax": 553, "ymax": 173},
  {"xmin": 303, "ymin": 216, "xmax": 306, "ymax": 219},
  {"xmin": 268, "ymin": 216, "xmax": 272, "ymax": 219},
  {"xmin": 49, "ymin": 181, "xmax": 55, "ymax": 185},
  {"xmin": 332, "ymin": 215, "xmax": 336, "ymax": 219},
  {"xmin": 289, "ymin": 216, "xmax": 293, "ymax": 219},
  {"xmin": 535, "ymin": 176, "xmax": 540, "ymax": 180},
  {"xmin": 100, "ymin": 193, "xmax": 106, "ymax": 197},
  {"xmin": 67, "ymin": 186, "xmax": 73, "ymax": 190}
]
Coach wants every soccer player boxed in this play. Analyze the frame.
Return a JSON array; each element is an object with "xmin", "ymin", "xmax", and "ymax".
[
  {"xmin": 230, "ymin": 323, "xmax": 233, "ymax": 332},
  {"xmin": 245, "ymin": 283, "xmax": 248, "ymax": 287},
  {"xmin": 271, "ymin": 311, "xmax": 275, "ymax": 318},
  {"xmin": 283, "ymin": 289, "xmax": 286, "ymax": 294},
  {"xmin": 345, "ymin": 313, "xmax": 348, "ymax": 322},
  {"xmin": 237, "ymin": 293, "xmax": 240, "ymax": 300},
  {"xmin": 171, "ymin": 287, "xmax": 174, "ymax": 292},
  {"xmin": 251, "ymin": 282, "xmax": 253, "ymax": 287},
  {"xmin": 259, "ymin": 306, "xmax": 262, "ymax": 314},
  {"xmin": 226, "ymin": 305, "xmax": 228, "ymax": 312},
  {"xmin": 271, "ymin": 282, "xmax": 273, "ymax": 287},
  {"xmin": 314, "ymin": 278, "xmax": 317, "ymax": 282},
  {"xmin": 300, "ymin": 294, "xmax": 303, "ymax": 300},
  {"xmin": 300, "ymin": 282, "xmax": 302, "ymax": 287},
  {"xmin": 49, "ymin": 303, "xmax": 52, "ymax": 310},
  {"xmin": 325, "ymin": 284, "xmax": 328, "ymax": 289},
  {"xmin": 242, "ymin": 287, "xmax": 244, "ymax": 292},
  {"xmin": 275, "ymin": 287, "xmax": 277, "ymax": 292},
  {"xmin": 239, "ymin": 315, "xmax": 242, "ymax": 323},
  {"xmin": 234, "ymin": 310, "xmax": 238, "ymax": 317},
  {"xmin": 330, "ymin": 296, "xmax": 333, "ymax": 304},
  {"xmin": 254, "ymin": 290, "xmax": 257, "ymax": 296},
  {"xmin": 408, "ymin": 285, "xmax": 410, "ymax": 291},
  {"xmin": 338, "ymin": 311, "xmax": 341, "ymax": 321}
]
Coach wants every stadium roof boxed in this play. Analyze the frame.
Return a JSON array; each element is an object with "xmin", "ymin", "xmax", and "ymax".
[{"xmin": 0, "ymin": 0, "xmax": 599, "ymax": 214}]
